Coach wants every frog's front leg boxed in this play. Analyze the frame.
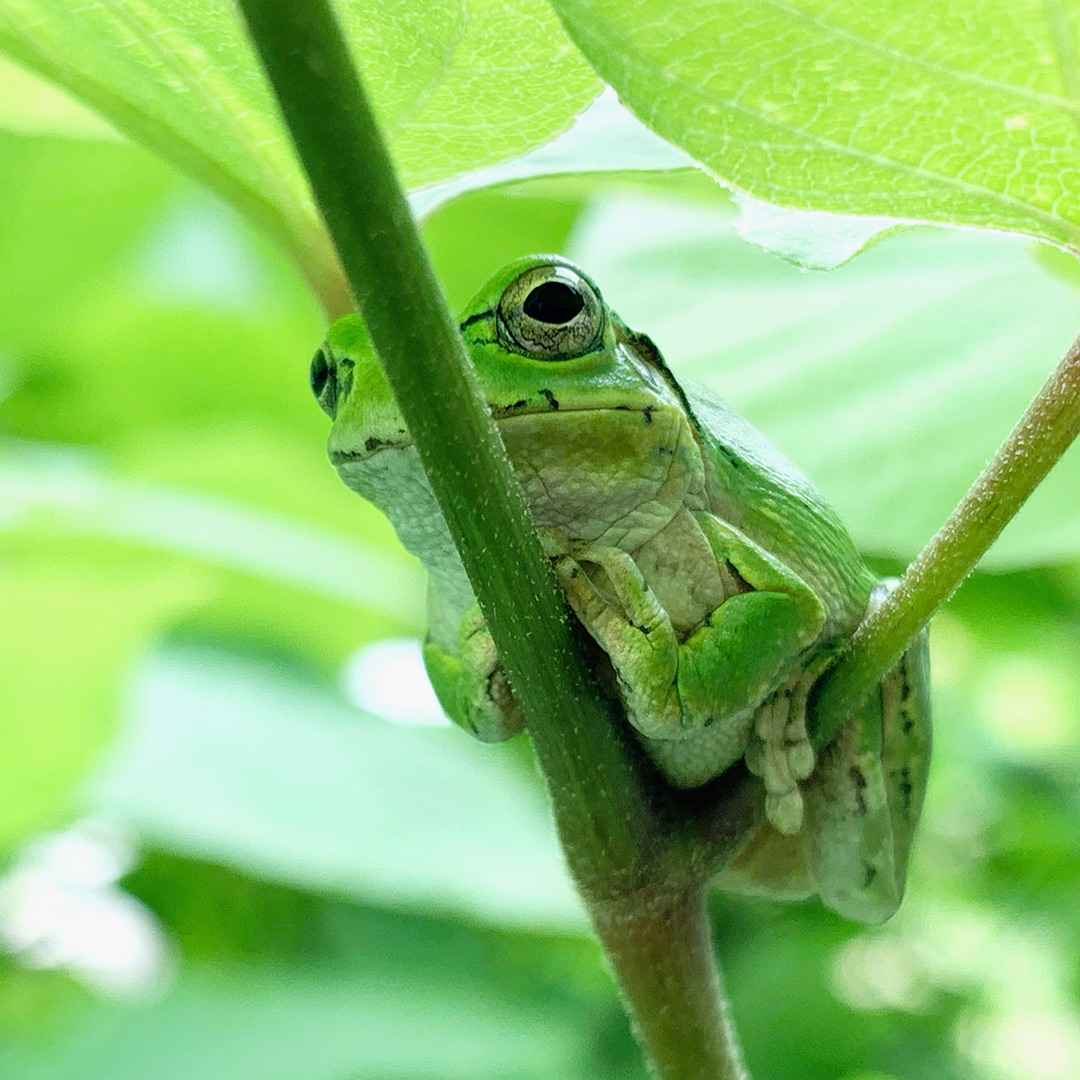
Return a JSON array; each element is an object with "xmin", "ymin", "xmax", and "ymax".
[
  {"xmin": 556, "ymin": 514, "xmax": 827, "ymax": 807},
  {"xmin": 553, "ymin": 551, "xmax": 683, "ymax": 736},
  {"xmin": 422, "ymin": 604, "xmax": 524, "ymax": 743},
  {"xmin": 804, "ymin": 602, "xmax": 932, "ymax": 924}
]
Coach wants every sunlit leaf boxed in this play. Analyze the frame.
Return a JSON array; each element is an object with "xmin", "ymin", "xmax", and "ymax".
[
  {"xmin": 410, "ymin": 89, "xmax": 692, "ymax": 219},
  {"xmin": 89, "ymin": 645, "xmax": 584, "ymax": 931},
  {"xmin": 0, "ymin": 958, "xmax": 590, "ymax": 1080},
  {"xmin": 0, "ymin": 539, "xmax": 203, "ymax": 850},
  {"xmin": 0, "ymin": 54, "xmax": 117, "ymax": 139},
  {"xmin": 551, "ymin": 0, "xmax": 1080, "ymax": 259},
  {"xmin": 0, "ymin": 0, "xmax": 599, "ymax": 310},
  {"xmin": 731, "ymin": 193, "xmax": 902, "ymax": 270}
]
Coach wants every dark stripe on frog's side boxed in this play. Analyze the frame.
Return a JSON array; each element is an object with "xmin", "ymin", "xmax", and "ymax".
[
  {"xmin": 459, "ymin": 309, "xmax": 495, "ymax": 331},
  {"xmin": 539, "ymin": 389, "xmax": 559, "ymax": 411},
  {"xmin": 611, "ymin": 403, "xmax": 659, "ymax": 427},
  {"xmin": 849, "ymin": 765, "xmax": 868, "ymax": 814},
  {"xmin": 364, "ymin": 436, "xmax": 396, "ymax": 453},
  {"xmin": 623, "ymin": 326, "xmax": 702, "ymax": 426},
  {"xmin": 623, "ymin": 326, "xmax": 748, "ymax": 474},
  {"xmin": 898, "ymin": 766, "xmax": 913, "ymax": 817},
  {"xmin": 899, "ymin": 654, "xmax": 916, "ymax": 733}
]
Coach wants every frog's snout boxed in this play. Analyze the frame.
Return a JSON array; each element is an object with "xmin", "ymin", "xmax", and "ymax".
[{"xmin": 310, "ymin": 346, "xmax": 354, "ymax": 418}]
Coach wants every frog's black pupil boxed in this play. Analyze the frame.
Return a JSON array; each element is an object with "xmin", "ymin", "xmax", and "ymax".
[
  {"xmin": 310, "ymin": 349, "xmax": 339, "ymax": 417},
  {"xmin": 310, "ymin": 349, "xmax": 330, "ymax": 398},
  {"xmin": 523, "ymin": 281, "xmax": 585, "ymax": 324}
]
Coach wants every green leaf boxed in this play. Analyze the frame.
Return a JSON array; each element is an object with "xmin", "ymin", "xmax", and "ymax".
[
  {"xmin": 0, "ymin": 55, "xmax": 118, "ymax": 139},
  {"xmin": 88, "ymin": 644, "xmax": 584, "ymax": 930},
  {"xmin": 0, "ymin": 0, "xmax": 599, "ymax": 312},
  {"xmin": 410, "ymin": 89, "xmax": 693, "ymax": 219},
  {"xmin": 0, "ymin": 539, "xmax": 203, "ymax": 850},
  {"xmin": 550, "ymin": 0, "xmax": 1080, "ymax": 256},
  {"xmin": 0, "ymin": 133, "xmax": 423, "ymax": 670},
  {"xmin": 0, "ymin": 959, "xmax": 589, "ymax": 1080},
  {"xmin": 0, "ymin": 133, "xmax": 179, "ymax": 350},
  {"xmin": 731, "ymin": 192, "xmax": 902, "ymax": 270},
  {"xmin": 571, "ymin": 194, "xmax": 1080, "ymax": 568},
  {"xmin": 0, "ymin": 442, "xmax": 423, "ymax": 670},
  {"xmin": 0, "ymin": 445, "xmax": 416, "ymax": 617}
]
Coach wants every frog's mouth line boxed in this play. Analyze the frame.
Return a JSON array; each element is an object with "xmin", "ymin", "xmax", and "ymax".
[
  {"xmin": 330, "ymin": 438, "xmax": 410, "ymax": 465},
  {"xmin": 330, "ymin": 404, "xmax": 656, "ymax": 466}
]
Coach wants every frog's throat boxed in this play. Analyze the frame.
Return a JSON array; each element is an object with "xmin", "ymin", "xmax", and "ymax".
[{"xmin": 329, "ymin": 403, "xmax": 659, "ymax": 466}]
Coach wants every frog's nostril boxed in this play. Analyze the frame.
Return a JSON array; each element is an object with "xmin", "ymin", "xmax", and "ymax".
[
  {"xmin": 523, "ymin": 281, "xmax": 585, "ymax": 325},
  {"xmin": 310, "ymin": 348, "xmax": 338, "ymax": 417}
]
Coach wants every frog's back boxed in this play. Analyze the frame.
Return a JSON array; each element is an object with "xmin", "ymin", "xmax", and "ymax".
[{"xmin": 683, "ymin": 378, "xmax": 875, "ymax": 637}]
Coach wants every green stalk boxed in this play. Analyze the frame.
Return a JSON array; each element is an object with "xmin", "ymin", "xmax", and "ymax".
[
  {"xmin": 235, "ymin": 1, "xmax": 748, "ymax": 1075},
  {"xmin": 593, "ymin": 886, "xmax": 749, "ymax": 1080},
  {"xmin": 812, "ymin": 330, "xmax": 1080, "ymax": 745}
]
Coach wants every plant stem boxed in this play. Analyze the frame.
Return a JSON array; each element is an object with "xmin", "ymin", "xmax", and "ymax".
[
  {"xmin": 813, "ymin": 329, "xmax": 1080, "ymax": 745},
  {"xmin": 235, "ymin": 0, "xmax": 650, "ymax": 872},
  {"xmin": 236, "ymin": 2, "xmax": 747, "ymax": 1075},
  {"xmin": 593, "ymin": 886, "xmax": 748, "ymax": 1080}
]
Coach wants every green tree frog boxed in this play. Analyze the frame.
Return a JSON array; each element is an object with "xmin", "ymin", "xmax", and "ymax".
[{"xmin": 311, "ymin": 256, "xmax": 931, "ymax": 924}]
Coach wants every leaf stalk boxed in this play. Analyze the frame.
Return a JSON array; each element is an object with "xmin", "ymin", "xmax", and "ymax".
[{"xmin": 813, "ymin": 330, "xmax": 1080, "ymax": 741}]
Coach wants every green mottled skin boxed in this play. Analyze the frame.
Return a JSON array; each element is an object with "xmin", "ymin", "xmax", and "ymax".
[{"xmin": 315, "ymin": 256, "xmax": 930, "ymax": 924}]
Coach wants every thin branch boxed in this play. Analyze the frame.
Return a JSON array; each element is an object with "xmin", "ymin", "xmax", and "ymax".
[{"xmin": 813, "ymin": 329, "xmax": 1080, "ymax": 744}]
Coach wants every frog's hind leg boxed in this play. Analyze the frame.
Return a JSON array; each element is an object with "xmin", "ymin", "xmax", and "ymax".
[{"xmin": 804, "ymin": 630, "xmax": 931, "ymax": 924}]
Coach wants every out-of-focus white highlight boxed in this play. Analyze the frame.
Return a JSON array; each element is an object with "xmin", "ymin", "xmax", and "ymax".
[
  {"xmin": 830, "ymin": 934, "xmax": 933, "ymax": 1013},
  {"xmin": 959, "ymin": 1008, "xmax": 1080, "ymax": 1080},
  {"xmin": 831, "ymin": 903, "xmax": 1080, "ymax": 1080},
  {"xmin": 0, "ymin": 818, "xmax": 173, "ymax": 999},
  {"xmin": 343, "ymin": 638, "xmax": 450, "ymax": 728},
  {"xmin": 979, "ymin": 655, "xmax": 1073, "ymax": 757}
]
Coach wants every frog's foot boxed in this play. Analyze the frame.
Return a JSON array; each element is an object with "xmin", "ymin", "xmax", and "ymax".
[
  {"xmin": 423, "ymin": 607, "xmax": 524, "ymax": 743},
  {"xmin": 744, "ymin": 670, "xmax": 816, "ymax": 835},
  {"xmin": 805, "ymin": 623, "xmax": 932, "ymax": 924}
]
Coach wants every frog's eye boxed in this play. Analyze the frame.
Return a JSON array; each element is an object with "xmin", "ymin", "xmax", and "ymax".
[
  {"xmin": 497, "ymin": 265, "xmax": 603, "ymax": 360},
  {"xmin": 310, "ymin": 347, "xmax": 338, "ymax": 417}
]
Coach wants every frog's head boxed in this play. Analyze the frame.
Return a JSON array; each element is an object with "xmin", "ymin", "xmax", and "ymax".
[{"xmin": 317, "ymin": 256, "xmax": 704, "ymax": 547}]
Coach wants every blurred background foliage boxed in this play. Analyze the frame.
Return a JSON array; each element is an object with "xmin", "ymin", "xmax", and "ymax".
[{"xmin": 0, "ymin": 9, "xmax": 1078, "ymax": 1080}]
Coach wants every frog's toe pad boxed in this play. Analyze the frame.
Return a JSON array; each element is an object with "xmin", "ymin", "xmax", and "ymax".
[
  {"xmin": 746, "ymin": 739, "xmax": 806, "ymax": 834},
  {"xmin": 786, "ymin": 742, "xmax": 815, "ymax": 780},
  {"xmin": 766, "ymin": 789, "xmax": 804, "ymax": 836}
]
